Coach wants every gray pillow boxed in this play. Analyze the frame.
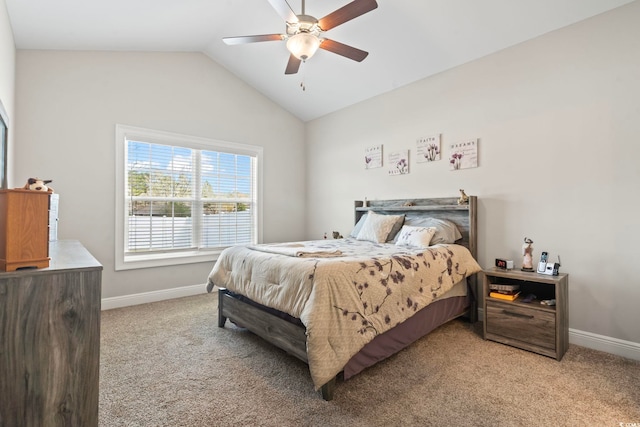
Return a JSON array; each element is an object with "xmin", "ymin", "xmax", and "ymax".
[
  {"xmin": 350, "ymin": 213, "xmax": 368, "ymax": 238},
  {"xmin": 385, "ymin": 214, "xmax": 405, "ymax": 242}
]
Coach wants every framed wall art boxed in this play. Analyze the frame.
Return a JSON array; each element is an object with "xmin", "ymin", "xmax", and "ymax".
[
  {"xmin": 449, "ymin": 139, "xmax": 478, "ymax": 171},
  {"xmin": 364, "ymin": 144, "xmax": 383, "ymax": 169},
  {"xmin": 388, "ymin": 150, "xmax": 409, "ymax": 176},
  {"xmin": 416, "ymin": 134, "xmax": 441, "ymax": 163}
]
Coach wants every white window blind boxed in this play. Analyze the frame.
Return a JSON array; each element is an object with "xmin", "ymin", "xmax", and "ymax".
[{"xmin": 115, "ymin": 125, "xmax": 261, "ymax": 270}]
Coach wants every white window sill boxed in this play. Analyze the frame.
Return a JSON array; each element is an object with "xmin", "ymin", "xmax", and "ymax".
[{"xmin": 115, "ymin": 249, "xmax": 222, "ymax": 271}]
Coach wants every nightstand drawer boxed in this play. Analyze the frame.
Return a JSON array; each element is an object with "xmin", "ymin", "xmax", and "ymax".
[{"xmin": 486, "ymin": 301, "xmax": 555, "ymax": 350}]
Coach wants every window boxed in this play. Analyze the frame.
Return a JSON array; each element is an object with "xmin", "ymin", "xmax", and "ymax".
[{"xmin": 115, "ymin": 125, "xmax": 262, "ymax": 270}]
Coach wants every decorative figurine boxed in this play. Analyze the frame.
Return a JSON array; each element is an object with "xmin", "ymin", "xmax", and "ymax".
[
  {"xmin": 521, "ymin": 237, "xmax": 534, "ymax": 271},
  {"xmin": 21, "ymin": 177, "xmax": 54, "ymax": 193},
  {"xmin": 458, "ymin": 189, "xmax": 469, "ymax": 205}
]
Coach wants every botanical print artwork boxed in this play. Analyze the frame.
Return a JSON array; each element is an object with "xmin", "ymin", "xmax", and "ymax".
[
  {"xmin": 416, "ymin": 134, "xmax": 441, "ymax": 163},
  {"xmin": 450, "ymin": 152, "xmax": 464, "ymax": 170},
  {"xmin": 449, "ymin": 139, "xmax": 478, "ymax": 170},
  {"xmin": 388, "ymin": 150, "xmax": 409, "ymax": 175},
  {"xmin": 364, "ymin": 144, "xmax": 383, "ymax": 169}
]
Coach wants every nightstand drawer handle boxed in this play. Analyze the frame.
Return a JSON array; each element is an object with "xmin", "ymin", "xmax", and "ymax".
[{"xmin": 502, "ymin": 310, "xmax": 534, "ymax": 319}]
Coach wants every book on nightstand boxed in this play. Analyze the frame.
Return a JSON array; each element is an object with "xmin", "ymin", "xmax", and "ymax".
[
  {"xmin": 489, "ymin": 283, "xmax": 520, "ymax": 292},
  {"xmin": 489, "ymin": 291, "xmax": 521, "ymax": 301}
]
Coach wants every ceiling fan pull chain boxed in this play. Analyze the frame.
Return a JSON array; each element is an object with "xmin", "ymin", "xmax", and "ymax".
[{"xmin": 300, "ymin": 60, "xmax": 307, "ymax": 91}]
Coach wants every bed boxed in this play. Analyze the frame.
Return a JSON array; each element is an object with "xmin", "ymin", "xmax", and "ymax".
[{"xmin": 206, "ymin": 196, "xmax": 481, "ymax": 400}]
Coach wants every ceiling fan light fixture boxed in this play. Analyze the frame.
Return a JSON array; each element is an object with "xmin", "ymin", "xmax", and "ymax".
[
  {"xmin": 223, "ymin": 0, "xmax": 378, "ymax": 74},
  {"xmin": 286, "ymin": 32, "xmax": 321, "ymax": 61}
]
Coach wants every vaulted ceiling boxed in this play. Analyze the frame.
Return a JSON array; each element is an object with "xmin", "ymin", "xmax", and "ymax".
[{"xmin": 6, "ymin": 0, "xmax": 635, "ymax": 121}]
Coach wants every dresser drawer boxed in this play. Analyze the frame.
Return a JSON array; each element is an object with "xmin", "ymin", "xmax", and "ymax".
[{"xmin": 486, "ymin": 301, "xmax": 556, "ymax": 350}]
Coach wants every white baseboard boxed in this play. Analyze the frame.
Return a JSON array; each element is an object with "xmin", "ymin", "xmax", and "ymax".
[
  {"xmin": 101, "ymin": 283, "xmax": 207, "ymax": 310},
  {"xmin": 477, "ymin": 308, "xmax": 640, "ymax": 362},
  {"xmin": 568, "ymin": 328, "xmax": 640, "ymax": 362}
]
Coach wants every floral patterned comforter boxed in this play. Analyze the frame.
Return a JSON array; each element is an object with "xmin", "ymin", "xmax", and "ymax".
[{"xmin": 207, "ymin": 238, "xmax": 481, "ymax": 389}]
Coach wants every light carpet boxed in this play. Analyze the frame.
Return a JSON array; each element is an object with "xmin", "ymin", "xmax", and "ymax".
[{"xmin": 99, "ymin": 293, "xmax": 640, "ymax": 426}]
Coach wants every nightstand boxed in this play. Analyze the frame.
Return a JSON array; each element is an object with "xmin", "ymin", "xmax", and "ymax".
[{"xmin": 482, "ymin": 268, "xmax": 569, "ymax": 360}]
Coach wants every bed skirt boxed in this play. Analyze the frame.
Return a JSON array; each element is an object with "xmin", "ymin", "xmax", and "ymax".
[{"xmin": 343, "ymin": 293, "xmax": 470, "ymax": 379}]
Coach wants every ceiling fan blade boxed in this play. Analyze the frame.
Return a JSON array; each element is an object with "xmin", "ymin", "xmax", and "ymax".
[
  {"xmin": 320, "ymin": 39, "xmax": 368, "ymax": 62},
  {"xmin": 318, "ymin": 0, "xmax": 378, "ymax": 31},
  {"xmin": 267, "ymin": 0, "xmax": 298, "ymax": 23},
  {"xmin": 285, "ymin": 55, "xmax": 302, "ymax": 74},
  {"xmin": 223, "ymin": 34, "xmax": 285, "ymax": 45}
]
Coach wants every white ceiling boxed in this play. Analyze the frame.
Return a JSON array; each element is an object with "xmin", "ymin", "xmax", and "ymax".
[{"xmin": 5, "ymin": 0, "xmax": 635, "ymax": 121}]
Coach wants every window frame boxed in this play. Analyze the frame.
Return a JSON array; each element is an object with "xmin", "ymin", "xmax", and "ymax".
[{"xmin": 115, "ymin": 124, "xmax": 263, "ymax": 271}]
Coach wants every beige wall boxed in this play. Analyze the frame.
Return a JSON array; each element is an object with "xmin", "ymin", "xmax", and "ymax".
[
  {"xmin": 8, "ymin": 2, "xmax": 639, "ymax": 352},
  {"xmin": 305, "ymin": 2, "xmax": 640, "ymax": 345},
  {"xmin": 14, "ymin": 51, "xmax": 306, "ymax": 299},
  {"xmin": 0, "ymin": 0, "xmax": 15, "ymax": 183}
]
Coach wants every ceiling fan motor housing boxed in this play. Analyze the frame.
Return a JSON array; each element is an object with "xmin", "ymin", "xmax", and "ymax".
[{"xmin": 286, "ymin": 15, "xmax": 320, "ymax": 36}]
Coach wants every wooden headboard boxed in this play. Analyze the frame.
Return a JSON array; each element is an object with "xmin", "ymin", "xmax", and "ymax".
[{"xmin": 354, "ymin": 196, "xmax": 478, "ymax": 260}]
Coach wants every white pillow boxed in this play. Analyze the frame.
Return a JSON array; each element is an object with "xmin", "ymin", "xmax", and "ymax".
[
  {"xmin": 356, "ymin": 211, "xmax": 400, "ymax": 243},
  {"xmin": 395, "ymin": 226, "xmax": 437, "ymax": 248},
  {"xmin": 395, "ymin": 217, "xmax": 462, "ymax": 244}
]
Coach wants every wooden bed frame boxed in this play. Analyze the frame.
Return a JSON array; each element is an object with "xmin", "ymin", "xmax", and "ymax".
[{"xmin": 217, "ymin": 196, "xmax": 478, "ymax": 400}]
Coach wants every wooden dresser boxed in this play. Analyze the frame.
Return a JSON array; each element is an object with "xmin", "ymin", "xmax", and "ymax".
[
  {"xmin": 0, "ymin": 189, "xmax": 52, "ymax": 271},
  {"xmin": 0, "ymin": 240, "xmax": 102, "ymax": 426}
]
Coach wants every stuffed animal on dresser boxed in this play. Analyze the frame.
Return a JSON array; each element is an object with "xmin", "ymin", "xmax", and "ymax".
[{"xmin": 22, "ymin": 178, "xmax": 54, "ymax": 193}]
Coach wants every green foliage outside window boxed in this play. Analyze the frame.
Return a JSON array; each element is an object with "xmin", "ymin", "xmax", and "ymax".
[{"xmin": 128, "ymin": 170, "xmax": 250, "ymax": 216}]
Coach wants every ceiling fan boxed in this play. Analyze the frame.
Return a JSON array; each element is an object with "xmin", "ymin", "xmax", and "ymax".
[{"xmin": 223, "ymin": 0, "xmax": 378, "ymax": 75}]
